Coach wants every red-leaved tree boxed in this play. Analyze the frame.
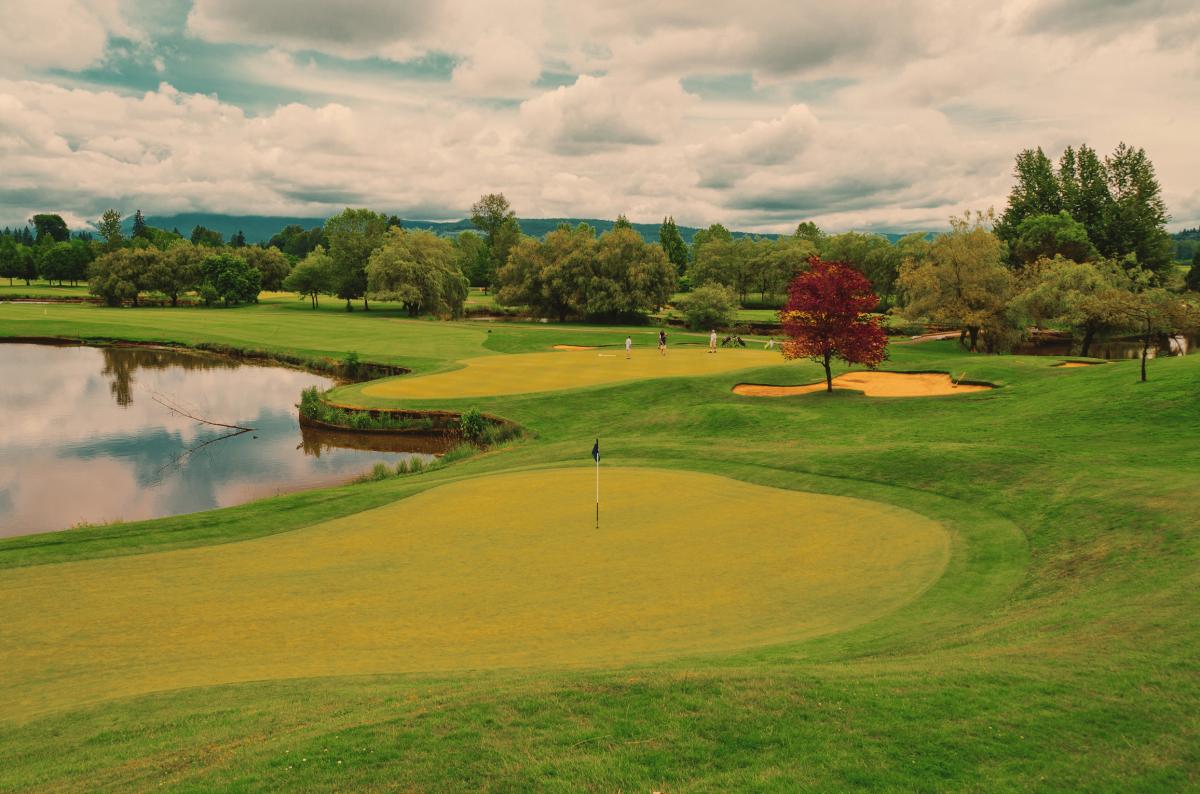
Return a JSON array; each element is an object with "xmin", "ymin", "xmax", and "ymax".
[{"xmin": 779, "ymin": 257, "xmax": 888, "ymax": 391}]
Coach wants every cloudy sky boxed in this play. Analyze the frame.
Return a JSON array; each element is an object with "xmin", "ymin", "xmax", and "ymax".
[{"xmin": 1, "ymin": 0, "xmax": 1197, "ymax": 234}]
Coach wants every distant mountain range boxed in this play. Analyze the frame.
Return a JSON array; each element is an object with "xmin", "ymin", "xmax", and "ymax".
[
  {"xmin": 131, "ymin": 212, "xmax": 788, "ymax": 246},
  {"xmin": 119, "ymin": 212, "xmax": 948, "ymax": 246}
]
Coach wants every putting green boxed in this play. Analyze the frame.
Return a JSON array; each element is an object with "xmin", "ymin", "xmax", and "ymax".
[
  {"xmin": 0, "ymin": 468, "xmax": 949, "ymax": 718},
  {"xmin": 357, "ymin": 347, "xmax": 783, "ymax": 399}
]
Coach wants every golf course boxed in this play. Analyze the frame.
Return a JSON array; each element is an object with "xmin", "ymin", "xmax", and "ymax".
[{"xmin": 0, "ymin": 295, "xmax": 1196, "ymax": 790}]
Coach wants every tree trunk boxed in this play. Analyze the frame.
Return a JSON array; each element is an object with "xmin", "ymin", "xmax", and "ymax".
[
  {"xmin": 824, "ymin": 351, "xmax": 833, "ymax": 392},
  {"xmin": 345, "ymin": 298, "xmax": 352, "ymax": 311},
  {"xmin": 171, "ymin": 294, "xmax": 178, "ymax": 307},
  {"xmin": 958, "ymin": 329, "xmax": 967, "ymax": 348},
  {"xmin": 1080, "ymin": 325, "xmax": 1096, "ymax": 358},
  {"xmin": 967, "ymin": 326, "xmax": 979, "ymax": 352},
  {"xmin": 363, "ymin": 296, "xmax": 369, "ymax": 311}
]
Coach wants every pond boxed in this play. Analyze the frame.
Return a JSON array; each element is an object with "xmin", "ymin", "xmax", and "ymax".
[
  {"xmin": 0, "ymin": 343, "xmax": 441, "ymax": 537},
  {"xmin": 1013, "ymin": 333, "xmax": 1197, "ymax": 360}
]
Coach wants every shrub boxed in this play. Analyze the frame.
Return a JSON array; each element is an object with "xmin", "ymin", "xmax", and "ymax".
[
  {"xmin": 460, "ymin": 409, "xmax": 486, "ymax": 442},
  {"xmin": 342, "ymin": 350, "xmax": 361, "ymax": 378},
  {"xmin": 675, "ymin": 283, "xmax": 738, "ymax": 330}
]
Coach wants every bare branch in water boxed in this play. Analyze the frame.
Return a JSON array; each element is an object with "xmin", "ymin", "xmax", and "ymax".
[{"xmin": 151, "ymin": 393, "xmax": 254, "ymax": 432}]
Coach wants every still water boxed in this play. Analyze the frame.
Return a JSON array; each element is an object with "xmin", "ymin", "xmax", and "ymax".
[{"xmin": 0, "ymin": 344, "xmax": 439, "ymax": 537}]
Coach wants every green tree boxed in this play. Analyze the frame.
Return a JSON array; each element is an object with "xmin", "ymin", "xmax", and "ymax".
[
  {"xmin": 1058, "ymin": 144, "xmax": 1111, "ymax": 248},
  {"xmin": 794, "ymin": 221, "xmax": 825, "ymax": 246},
  {"xmin": 37, "ymin": 241, "xmax": 81, "ymax": 285},
  {"xmin": 268, "ymin": 225, "xmax": 327, "ymax": 258},
  {"xmin": 1015, "ymin": 256, "xmax": 1133, "ymax": 357},
  {"xmin": 1187, "ymin": 249, "xmax": 1200, "ymax": 293},
  {"xmin": 13, "ymin": 245, "xmax": 37, "ymax": 285},
  {"xmin": 576, "ymin": 226, "xmax": 675, "ymax": 318},
  {"xmin": 691, "ymin": 223, "xmax": 732, "ymax": 261},
  {"xmin": 1104, "ymin": 142, "xmax": 1173, "ymax": 279},
  {"xmin": 283, "ymin": 246, "xmax": 336, "ymax": 308},
  {"xmin": 190, "ymin": 225, "xmax": 224, "ymax": 247},
  {"xmin": 690, "ymin": 236, "xmax": 758, "ymax": 303},
  {"xmin": 0, "ymin": 237, "xmax": 19, "ymax": 285},
  {"xmin": 996, "ymin": 147, "xmax": 1061, "ymax": 243},
  {"xmin": 819, "ymin": 232, "xmax": 902, "ymax": 304},
  {"xmin": 613, "ymin": 214, "xmax": 633, "ymax": 230},
  {"xmin": 366, "ymin": 228, "xmax": 467, "ymax": 317},
  {"xmin": 898, "ymin": 211, "xmax": 1018, "ymax": 352},
  {"xmin": 497, "ymin": 223, "xmax": 594, "ymax": 321},
  {"xmin": 240, "ymin": 246, "xmax": 291, "ymax": 291},
  {"xmin": 88, "ymin": 248, "xmax": 157, "ymax": 306},
  {"xmin": 230, "ymin": 230, "xmax": 247, "ymax": 248},
  {"xmin": 1109, "ymin": 288, "xmax": 1200, "ymax": 382},
  {"xmin": 98, "ymin": 209, "xmax": 124, "ymax": 252},
  {"xmin": 30, "ymin": 214, "xmax": 70, "ymax": 243},
  {"xmin": 199, "ymin": 253, "xmax": 261, "ymax": 306},
  {"xmin": 453, "ymin": 230, "xmax": 490, "ymax": 288},
  {"xmin": 470, "ymin": 193, "xmax": 521, "ymax": 289},
  {"xmin": 144, "ymin": 242, "xmax": 202, "ymax": 306},
  {"xmin": 131, "ymin": 209, "xmax": 148, "ymax": 239},
  {"xmin": 325, "ymin": 208, "xmax": 389, "ymax": 310},
  {"xmin": 675, "ymin": 283, "xmax": 737, "ymax": 330},
  {"xmin": 1011, "ymin": 212, "xmax": 1098, "ymax": 266},
  {"xmin": 658, "ymin": 216, "xmax": 689, "ymax": 277},
  {"xmin": 750, "ymin": 237, "xmax": 815, "ymax": 302}
]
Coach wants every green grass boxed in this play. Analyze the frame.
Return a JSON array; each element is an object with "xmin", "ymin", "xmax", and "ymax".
[
  {"xmin": 0, "ymin": 280, "xmax": 91, "ymax": 298},
  {"xmin": 0, "ymin": 302, "xmax": 1198, "ymax": 790}
]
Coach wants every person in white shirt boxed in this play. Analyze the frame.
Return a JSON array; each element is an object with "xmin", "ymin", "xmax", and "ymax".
[
  {"xmin": 708, "ymin": 329, "xmax": 717, "ymax": 353},
  {"xmin": 625, "ymin": 335, "xmax": 632, "ymax": 359}
]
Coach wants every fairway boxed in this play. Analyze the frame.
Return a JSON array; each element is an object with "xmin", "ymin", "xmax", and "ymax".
[
  {"xmin": 0, "ymin": 468, "xmax": 949, "ymax": 719},
  {"xmin": 355, "ymin": 347, "xmax": 783, "ymax": 399}
]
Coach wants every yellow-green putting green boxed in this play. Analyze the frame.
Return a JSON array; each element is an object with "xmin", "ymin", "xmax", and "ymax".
[
  {"xmin": 0, "ymin": 468, "xmax": 949, "ymax": 719},
  {"xmin": 355, "ymin": 347, "xmax": 783, "ymax": 400}
]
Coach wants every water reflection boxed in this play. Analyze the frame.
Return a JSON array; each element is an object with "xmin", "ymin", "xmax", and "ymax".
[
  {"xmin": 0, "ymin": 344, "xmax": 441, "ymax": 537},
  {"xmin": 1013, "ymin": 333, "xmax": 1196, "ymax": 360}
]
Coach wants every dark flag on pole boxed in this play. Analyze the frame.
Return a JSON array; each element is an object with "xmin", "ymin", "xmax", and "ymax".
[{"xmin": 592, "ymin": 438, "xmax": 600, "ymax": 528}]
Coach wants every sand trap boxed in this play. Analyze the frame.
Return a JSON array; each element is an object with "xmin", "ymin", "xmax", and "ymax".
[
  {"xmin": 1055, "ymin": 361, "xmax": 1104, "ymax": 368},
  {"xmin": 734, "ymin": 371, "xmax": 993, "ymax": 398},
  {"xmin": 0, "ymin": 468, "xmax": 949, "ymax": 717},
  {"xmin": 552, "ymin": 344, "xmax": 597, "ymax": 350}
]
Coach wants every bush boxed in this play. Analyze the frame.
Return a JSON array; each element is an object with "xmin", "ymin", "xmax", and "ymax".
[
  {"xmin": 342, "ymin": 350, "xmax": 360, "ymax": 378},
  {"xmin": 675, "ymin": 283, "xmax": 738, "ymax": 330},
  {"xmin": 460, "ymin": 408, "xmax": 486, "ymax": 442}
]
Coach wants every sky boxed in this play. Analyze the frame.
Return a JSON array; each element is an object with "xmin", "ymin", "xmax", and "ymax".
[{"xmin": 0, "ymin": 0, "xmax": 1197, "ymax": 234}]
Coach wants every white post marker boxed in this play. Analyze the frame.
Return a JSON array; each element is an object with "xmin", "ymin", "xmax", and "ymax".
[{"xmin": 592, "ymin": 438, "xmax": 600, "ymax": 529}]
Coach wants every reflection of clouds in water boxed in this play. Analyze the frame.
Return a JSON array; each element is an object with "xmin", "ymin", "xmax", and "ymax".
[
  {"xmin": 0, "ymin": 345, "xmax": 433, "ymax": 537},
  {"xmin": 0, "ymin": 345, "xmax": 335, "ymax": 448}
]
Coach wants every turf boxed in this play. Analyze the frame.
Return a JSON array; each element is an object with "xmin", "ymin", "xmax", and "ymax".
[
  {"xmin": 0, "ymin": 468, "xmax": 948, "ymax": 718},
  {"xmin": 0, "ymin": 302, "xmax": 1198, "ymax": 790},
  {"xmin": 344, "ymin": 347, "xmax": 781, "ymax": 401}
]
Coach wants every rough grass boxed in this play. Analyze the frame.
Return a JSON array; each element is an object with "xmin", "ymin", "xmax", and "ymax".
[{"xmin": 0, "ymin": 302, "xmax": 1197, "ymax": 790}]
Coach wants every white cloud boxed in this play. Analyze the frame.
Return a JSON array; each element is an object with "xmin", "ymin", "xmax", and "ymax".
[
  {"xmin": 519, "ymin": 75, "xmax": 696, "ymax": 154},
  {"xmin": 2, "ymin": 1, "xmax": 1199, "ymax": 232},
  {"xmin": 451, "ymin": 33, "xmax": 543, "ymax": 97},
  {"xmin": 0, "ymin": 0, "xmax": 135, "ymax": 72}
]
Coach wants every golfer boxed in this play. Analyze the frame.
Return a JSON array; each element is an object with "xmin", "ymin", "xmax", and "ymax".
[
  {"xmin": 658, "ymin": 329, "xmax": 667, "ymax": 356},
  {"xmin": 625, "ymin": 335, "xmax": 632, "ymax": 359},
  {"xmin": 709, "ymin": 329, "xmax": 718, "ymax": 353}
]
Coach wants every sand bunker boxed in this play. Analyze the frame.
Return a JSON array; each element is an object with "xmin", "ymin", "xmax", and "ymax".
[
  {"xmin": 1055, "ymin": 361, "xmax": 1104, "ymax": 368},
  {"xmin": 734, "ymin": 371, "xmax": 993, "ymax": 398},
  {"xmin": 552, "ymin": 344, "xmax": 597, "ymax": 350}
]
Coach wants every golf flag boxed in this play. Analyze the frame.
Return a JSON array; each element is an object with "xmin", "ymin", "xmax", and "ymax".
[
  {"xmin": 592, "ymin": 439, "xmax": 600, "ymax": 462},
  {"xmin": 592, "ymin": 438, "xmax": 600, "ymax": 528}
]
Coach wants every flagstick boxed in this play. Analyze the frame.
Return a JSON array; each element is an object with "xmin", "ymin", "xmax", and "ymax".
[{"xmin": 595, "ymin": 454, "xmax": 600, "ymax": 529}]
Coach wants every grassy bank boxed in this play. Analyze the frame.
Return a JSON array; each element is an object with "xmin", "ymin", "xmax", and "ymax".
[{"xmin": 0, "ymin": 300, "xmax": 1197, "ymax": 790}]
